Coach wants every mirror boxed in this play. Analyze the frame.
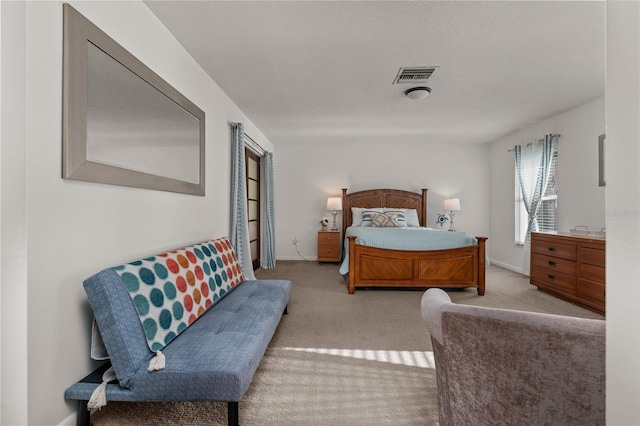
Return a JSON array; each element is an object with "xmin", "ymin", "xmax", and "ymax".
[{"xmin": 63, "ymin": 4, "xmax": 205, "ymax": 195}]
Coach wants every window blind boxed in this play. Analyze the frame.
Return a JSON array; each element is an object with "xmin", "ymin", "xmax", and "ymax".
[{"xmin": 514, "ymin": 148, "xmax": 558, "ymax": 245}]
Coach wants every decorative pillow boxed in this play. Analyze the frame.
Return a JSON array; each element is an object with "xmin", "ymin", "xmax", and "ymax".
[
  {"xmin": 380, "ymin": 209, "xmax": 408, "ymax": 227},
  {"xmin": 385, "ymin": 208, "xmax": 420, "ymax": 227},
  {"xmin": 113, "ymin": 237, "xmax": 244, "ymax": 352},
  {"xmin": 361, "ymin": 208, "xmax": 385, "ymax": 227},
  {"xmin": 372, "ymin": 213, "xmax": 400, "ymax": 227}
]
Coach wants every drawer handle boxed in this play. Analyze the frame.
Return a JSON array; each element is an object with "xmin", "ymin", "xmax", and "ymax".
[
  {"xmin": 547, "ymin": 247, "xmax": 556, "ymax": 252},
  {"xmin": 548, "ymin": 261, "xmax": 556, "ymax": 266},
  {"xmin": 547, "ymin": 274, "xmax": 556, "ymax": 280}
]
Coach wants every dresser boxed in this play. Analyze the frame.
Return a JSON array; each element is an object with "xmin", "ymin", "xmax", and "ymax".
[
  {"xmin": 317, "ymin": 231, "xmax": 341, "ymax": 263},
  {"xmin": 530, "ymin": 232, "xmax": 605, "ymax": 315}
]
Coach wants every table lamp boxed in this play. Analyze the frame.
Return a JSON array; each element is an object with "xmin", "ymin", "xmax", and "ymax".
[
  {"xmin": 326, "ymin": 197, "xmax": 342, "ymax": 231},
  {"xmin": 444, "ymin": 198, "xmax": 461, "ymax": 232}
]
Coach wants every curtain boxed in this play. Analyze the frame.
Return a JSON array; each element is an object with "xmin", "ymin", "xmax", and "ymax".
[
  {"xmin": 262, "ymin": 152, "xmax": 276, "ymax": 269},
  {"xmin": 515, "ymin": 134, "xmax": 555, "ymax": 274},
  {"xmin": 230, "ymin": 123, "xmax": 256, "ymax": 280}
]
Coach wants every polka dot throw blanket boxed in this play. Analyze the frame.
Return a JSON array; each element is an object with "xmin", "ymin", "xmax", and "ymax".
[{"xmin": 112, "ymin": 237, "xmax": 244, "ymax": 352}]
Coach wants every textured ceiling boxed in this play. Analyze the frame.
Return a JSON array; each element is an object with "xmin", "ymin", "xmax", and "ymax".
[{"xmin": 145, "ymin": 1, "xmax": 605, "ymax": 146}]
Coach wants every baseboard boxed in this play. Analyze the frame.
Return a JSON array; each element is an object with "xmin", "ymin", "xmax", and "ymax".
[
  {"xmin": 58, "ymin": 412, "xmax": 76, "ymax": 426},
  {"xmin": 489, "ymin": 259, "xmax": 527, "ymax": 276},
  {"xmin": 276, "ymin": 256, "xmax": 317, "ymax": 261}
]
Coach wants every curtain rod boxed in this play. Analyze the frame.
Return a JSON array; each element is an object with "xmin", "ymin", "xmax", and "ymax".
[
  {"xmin": 507, "ymin": 134, "xmax": 560, "ymax": 152},
  {"xmin": 244, "ymin": 134, "xmax": 267, "ymax": 156}
]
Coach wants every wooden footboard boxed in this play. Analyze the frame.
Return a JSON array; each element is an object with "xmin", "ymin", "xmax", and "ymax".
[{"xmin": 347, "ymin": 235, "xmax": 487, "ymax": 295}]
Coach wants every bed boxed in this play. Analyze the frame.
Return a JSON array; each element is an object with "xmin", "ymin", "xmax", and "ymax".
[{"xmin": 340, "ymin": 188, "xmax": 487, "ymax": 295}]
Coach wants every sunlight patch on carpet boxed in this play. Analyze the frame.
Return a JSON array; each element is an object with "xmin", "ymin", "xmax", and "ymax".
[{"xmin": 279, "ymin": 347, "xmax": 435, "ymax": 369}]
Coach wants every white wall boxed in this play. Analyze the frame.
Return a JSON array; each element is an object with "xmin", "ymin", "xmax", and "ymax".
[
  {"xmin": 274, "ymin": 140, "xmax": 490, "ymax": 260},
  {"xmin": 606, "ymin": 1, "xmax": 640, "ymax": 422},
  {"xmin": 0, "ymin": 1, "xmax": 272, "ymax": 424},
  {"xmin": 489, "ymin": 97, "xmax": 605, "ymax": 273},
  {"xmin": 1, "ymin": 1, "xmax": 28, "ymax": 423}
]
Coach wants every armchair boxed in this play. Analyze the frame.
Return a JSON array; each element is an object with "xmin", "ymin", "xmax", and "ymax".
[{"xmin": 420, "ymin": 288, "xmax": 605, "ymax": 426}]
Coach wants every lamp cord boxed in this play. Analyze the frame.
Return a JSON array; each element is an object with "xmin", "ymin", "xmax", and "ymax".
[{"xmin": 293, "ymin": 240, "xmax": 311, "ymax": 261}]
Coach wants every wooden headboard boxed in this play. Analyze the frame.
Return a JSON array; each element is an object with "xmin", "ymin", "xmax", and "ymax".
[{"xmin": 341, "ymin": 188, "xmax": 428, "ymax": 236}]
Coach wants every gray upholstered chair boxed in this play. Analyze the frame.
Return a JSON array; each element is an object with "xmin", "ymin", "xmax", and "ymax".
[{"xmin": 421, "ymin": 288, "xmax": 605, "ymax": 426}]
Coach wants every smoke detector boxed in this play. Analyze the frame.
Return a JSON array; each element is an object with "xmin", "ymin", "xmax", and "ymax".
[{"xmin": 404, "ymin": 86, "xmax": 431, "ymax": 100}]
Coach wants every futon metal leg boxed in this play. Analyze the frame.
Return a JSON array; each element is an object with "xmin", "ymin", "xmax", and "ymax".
[
  {"xmin": 77, "ymin": 400, "xmax": 90, "ymax": 426},
  {"xmin": 227, "ymin": 401, "xmax": 239, "ymax": 426}
]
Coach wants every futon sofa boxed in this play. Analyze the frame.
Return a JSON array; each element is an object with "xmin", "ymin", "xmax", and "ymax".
[
  {"xmin": 65, "ymin": 237, "xmax": 291, "ymax": 426},
  {"xmin": 421, "ymin": 288, "xmax": 605, "ymax": 426}
]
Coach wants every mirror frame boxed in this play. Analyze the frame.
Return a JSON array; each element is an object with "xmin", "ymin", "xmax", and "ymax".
[
  {"xmin": 598, "ymin": 134, "xmax": 606, "ymax": 187},
  {"xmin": 62, "ymin": 4, "xmax": 206, "ymax": 196}
]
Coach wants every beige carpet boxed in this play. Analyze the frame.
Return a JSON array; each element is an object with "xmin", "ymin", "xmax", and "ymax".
[{"xmin": 91, "ymin": 262, "xmax": 603, "ymax": 425}]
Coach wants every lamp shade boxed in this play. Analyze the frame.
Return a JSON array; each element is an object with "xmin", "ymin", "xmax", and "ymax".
[
  {"xmin": 444, "ymin": 198, "xmax": 461, "ymax": 211},
  {"xmin": 326, "ymin": 197, "xmax": 342, "ymax": 211}
]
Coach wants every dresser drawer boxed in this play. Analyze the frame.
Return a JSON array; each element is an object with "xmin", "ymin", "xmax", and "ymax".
[
  {"xmin": 532, "ymin": 238, "xmax": 577, "ymax": 261},
  {"xmin": 531, "ymin": 254, "xmax": 576, "ymax": 276},
  {"xmin": 318, "ymin": 232, "xmax": 340, "ymax": 244},
  {"xmin": 531, "ymin": 266, "xmax": 576, "ymax": 293},
  {"xmin": 580, "ymin": 263, "xmax": 605, "ymax": 284},
  {"xmin": 318, "ymin": 243, "xmax": 340, "ymax": 256},
  {"xmin": 581, "ymin": 247, "xmax": 605, "ymax": 267},
  {"xmin": 577, "ymin": 279, "xmax": 606, "ymax": 306}
]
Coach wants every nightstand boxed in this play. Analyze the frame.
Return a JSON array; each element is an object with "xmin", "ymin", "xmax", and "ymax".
[{"xmin": 317, "ymin": 231, "xmax": 341, "ymax": 263}]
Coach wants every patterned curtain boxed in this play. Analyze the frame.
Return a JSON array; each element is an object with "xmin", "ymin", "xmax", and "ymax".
[
  {"xmin": 514, "ymin": 134, "xmax": 556, "ymax": 274},
  {"xmin": 230, "ymin": 123, "xmax": 256, "ymax": 280},
  {"xmin": 262, "ymin": 152, "xmax": 276, "ymax": 269}
]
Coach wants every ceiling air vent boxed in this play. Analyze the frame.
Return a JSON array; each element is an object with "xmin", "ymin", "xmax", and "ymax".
[{"xmin": 393, "ymin": 66, "xmax": 439, "ymax": 84}]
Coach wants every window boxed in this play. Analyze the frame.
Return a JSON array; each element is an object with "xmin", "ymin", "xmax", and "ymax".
[
  {"xmin": 514, "ymin": 147, "xmax": 558, "ymax": 246},
  {"xmin": 245, "ymin": 148, "xmax": 261, "ymax": 270}
]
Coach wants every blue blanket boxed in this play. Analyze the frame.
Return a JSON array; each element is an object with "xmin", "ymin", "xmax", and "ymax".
[{"xmin": 339, "ymin": 227, "xmax": 478, "ymax": 275}]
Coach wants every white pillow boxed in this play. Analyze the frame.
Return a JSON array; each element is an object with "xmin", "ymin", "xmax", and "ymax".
[
  {"xmin": 352, "ymin": 207, "xmax": 383, "ymax": 227},
  {"xmin": 404, "ymin": 209, "xmax": 421, "ymax": 227},
  {"xmin": 383, "ymin": 208, "xmax": 420, "ymax": 227},
  {"xmin": 351, "ymin": 207, "xmax": 365, "ymax": 227}
]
